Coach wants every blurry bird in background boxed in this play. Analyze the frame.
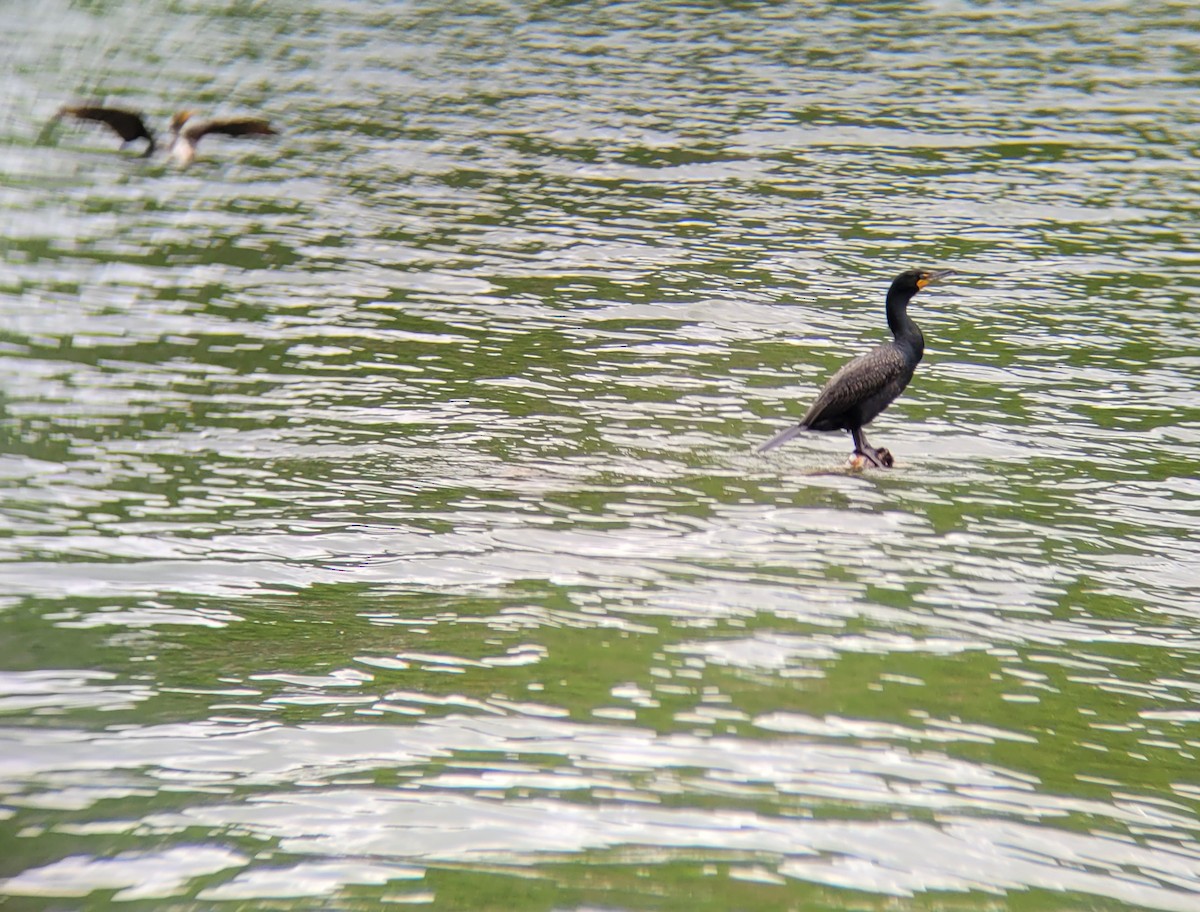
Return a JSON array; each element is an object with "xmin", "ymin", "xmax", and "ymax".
[
  {"xmin": 52, "ymin": 104, "xmax": 277, "ymax": 167},
  {"xmin": 53, "ymin": 105, "xmax": 157, "ymax": 157},
  {"xmin": 168, "ymin": 110, "xmax": 277, "ymax": 168}
]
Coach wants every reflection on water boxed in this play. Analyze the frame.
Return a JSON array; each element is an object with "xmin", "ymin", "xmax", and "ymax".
[{"xmin": 2, "ymin": 0, "xmax": 1199, "ymax": 908}]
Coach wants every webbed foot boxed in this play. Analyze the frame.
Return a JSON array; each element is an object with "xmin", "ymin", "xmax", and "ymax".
[{"xmin": 850, "ymin": 447, "xmax": 894, "ymax": 469}]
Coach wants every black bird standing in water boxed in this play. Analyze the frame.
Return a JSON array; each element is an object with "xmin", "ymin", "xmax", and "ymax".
[{"xmin": 758, "ymin": 268, "xmax": 953, "ymax": 468}]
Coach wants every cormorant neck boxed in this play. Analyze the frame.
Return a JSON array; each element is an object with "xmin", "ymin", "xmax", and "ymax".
[{"xmin": 885, "ymin": 288, "xmax": 924, "ymax": 357}]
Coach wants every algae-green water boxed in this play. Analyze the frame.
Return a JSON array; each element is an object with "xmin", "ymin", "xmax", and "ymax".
[{"xmin": 2, "ymin": 2, "xmax": 1199, "ymax": 909}]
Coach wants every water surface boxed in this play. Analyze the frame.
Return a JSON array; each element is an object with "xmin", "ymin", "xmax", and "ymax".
[{"xmin": 2, "ymin": 1, "xmax": 1199, "ymax": 909}]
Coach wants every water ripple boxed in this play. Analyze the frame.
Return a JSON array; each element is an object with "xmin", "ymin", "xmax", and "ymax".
[{"xmin": 2, "ymin": 0, "xmax": 1198, "ymax": 907}]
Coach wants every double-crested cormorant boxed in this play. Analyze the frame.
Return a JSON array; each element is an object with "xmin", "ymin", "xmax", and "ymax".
[
  {"xmin": 169, "ymin": 111, "xmax": 277, "ymax": 168},
  {"xmin": 55, "ymin": 105, "xmax": 156, "ymax": 157},
  {"xmin": 758, "ymin": 268, "xmax": 953, "ymax": 468}
]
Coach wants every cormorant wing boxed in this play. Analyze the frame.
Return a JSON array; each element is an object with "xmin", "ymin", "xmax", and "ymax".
[
  {"xmin": 800, "ymin": 343, "xmax": 909, "ymax": 427},
  {"xmin": 57, "ymin": 105, "xmax": 154, "ymax": 145},
  {"xmin": 184, "ymin": 118, "xmax": 277, "ymax": 141},
  {"xmin": 758, "ymin": 344, "xmax": 909, "ymax": 453}
]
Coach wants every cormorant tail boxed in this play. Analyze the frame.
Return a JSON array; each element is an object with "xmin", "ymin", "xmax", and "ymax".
[{"xmin": 757, "ymin": 423, "xmax": 808, "ymax": 453}]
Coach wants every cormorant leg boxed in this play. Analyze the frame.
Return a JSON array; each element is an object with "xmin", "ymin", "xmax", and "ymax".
[{"xmin": 850, "ymin": 428, "xmax": 891, "ymax": 469}]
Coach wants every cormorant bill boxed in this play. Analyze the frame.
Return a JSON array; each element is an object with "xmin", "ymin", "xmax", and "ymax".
[
  {"xmin": 757, "ymin": 268, "xmax": 954, "ymax": 468},
  {"xmin": 168, "ymin": 111, "xmax": 278, "ymax": 168},
  {"xmin": 55, "ymin": 105, "xmax": 156, "ymax": 157}
]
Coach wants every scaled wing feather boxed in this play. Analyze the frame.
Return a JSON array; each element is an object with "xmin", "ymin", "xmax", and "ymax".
[{"xmin": 800, "ymin": 345, "xmax": 907, "ymax": 428}]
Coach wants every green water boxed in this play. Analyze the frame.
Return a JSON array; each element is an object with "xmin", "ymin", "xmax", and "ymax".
[{"xmin": 2, "ymin": 1, "xmax": 1199, "ymax": 909}]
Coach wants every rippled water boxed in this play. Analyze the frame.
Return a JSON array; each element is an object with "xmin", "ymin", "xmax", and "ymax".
[{"xmin": 2, "ymin": 1, "xmax": 1199, "ymax": 908}]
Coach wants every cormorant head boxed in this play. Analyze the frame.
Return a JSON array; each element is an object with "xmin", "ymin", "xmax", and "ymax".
[
  {"xmin": 169, "ymin": 111, "xmax": 195, "ymax": 134},
  {"xmin": 890, "ymin": 268, "xmax": 954, "ymax": 299}
]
